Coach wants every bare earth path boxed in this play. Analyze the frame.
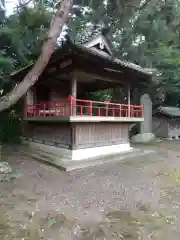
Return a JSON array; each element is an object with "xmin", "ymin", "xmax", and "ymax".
[{"xmin": 1, "ymin": 141, "xmax": 180, "ymax": 239}]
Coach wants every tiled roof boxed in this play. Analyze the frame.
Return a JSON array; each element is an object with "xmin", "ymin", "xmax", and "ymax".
[
  {"xmin": 81, "ymin": 34, "xmax": 153, "ymax": 76},
  {"xmin": 76, "ymin": 43, "xmax": 153, "ymax": 76},
  {"xmin": 9, "ymin": 34, "xmax": 153, "ymax": 79},
  {"xmin": 157, "ymin": 106, "xmax": 180, "ymax": 117}
]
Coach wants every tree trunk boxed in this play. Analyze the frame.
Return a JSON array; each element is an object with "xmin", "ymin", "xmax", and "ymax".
[{"xmin": 0, "ymin": 0, "xmax": 73, "ymax": 112}]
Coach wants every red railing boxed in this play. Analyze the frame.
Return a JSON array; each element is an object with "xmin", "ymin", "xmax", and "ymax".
[{"xmin": 25, "ymin": 96, "xmax": 144, "ymax": 118}]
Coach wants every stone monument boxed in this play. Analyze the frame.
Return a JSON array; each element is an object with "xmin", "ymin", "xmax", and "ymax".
[
  {"xmin": 140, "ymin": 93, "xmax": 152, "ymax": 133},
  {"xmin": 131, "ymin": 93, "xmax": 155, "ymax": 143}
]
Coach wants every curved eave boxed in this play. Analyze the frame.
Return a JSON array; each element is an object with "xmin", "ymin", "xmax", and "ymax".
[
  {"xmin": 9, "ymin": 42, "xmax": 153, "ymax": 84},
  {"xmin": 154, "ymin": 110, "xmax": 180, "ymax": 118},
  {"xmin": 68, "ymin": 43, "xmax": 153, "ymax": 83}
]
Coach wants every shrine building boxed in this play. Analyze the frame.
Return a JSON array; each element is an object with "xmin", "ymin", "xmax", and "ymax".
[{"xmin": 10, "ymin": 33, "xmax": 153, "ymax": 170}]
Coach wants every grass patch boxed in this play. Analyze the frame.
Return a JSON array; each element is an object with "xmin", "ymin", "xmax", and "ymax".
[
  {"xmin": 157, "ymin": 167, "xmax": 180, "ymax": 210},
  {"xmin": 157, "ymin": 167, "xmax": 180, "ymax": 188}
]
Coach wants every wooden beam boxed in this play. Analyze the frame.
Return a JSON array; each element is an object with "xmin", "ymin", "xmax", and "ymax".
[
  {"xmin": 74, "ymin": 60, "xmax": 140, "ymax": 85},
  {"xmin": 41, "ymin": 63, "xmax": 74, "ymax": 79},
  {"xmin": 128, "ymin": 85, "xmax": 131, "ymax": 118},
  {"xmin": 80, "ymin": 71, "xmax": 124, "ymax": 84},
  {"xmin": 71, "ymin": 72, "xmax": 77, "ymax": 115},
  {"xmin": 71, "ymin": 74, "xmax": 77, "ymax": 97},
  {"xmin": 78, "ymin": 81, "xmax": 122, "ymax": 96},
  {"xmin": 74, "ymin": 55, "xmax": 149, "ymax": 84}
]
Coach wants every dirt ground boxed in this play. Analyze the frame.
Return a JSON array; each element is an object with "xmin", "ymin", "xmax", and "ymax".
[{"xmin": 1, "ymin": 140, "xmax": 180, "ymax": 239}]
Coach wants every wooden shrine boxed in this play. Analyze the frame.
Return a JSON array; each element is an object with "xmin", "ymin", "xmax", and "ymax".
[{"xmin": 11, "ymin": 33, "xmax": 153, "ymax": 170}]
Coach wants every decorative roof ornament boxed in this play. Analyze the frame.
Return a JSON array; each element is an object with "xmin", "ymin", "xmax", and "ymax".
[
  {"xmin": 84, "ymin": 31, "xmax": 114, "ymax": 56},
  {"xmin": 99, "ymin": 41, "xmax": 105, "ymax": 50}
]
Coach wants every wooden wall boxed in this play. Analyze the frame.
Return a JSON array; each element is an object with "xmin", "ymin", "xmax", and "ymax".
[
  {"xmin": 23, "ymin": 122, "xmax": 71, "ymax": 149},
  {"xmin": 26, "ymin": 83, "xmax": 70, "ymax": 105},
  {"xmin": 152, "ymin": 117, "xmax": 168, "ymax": 138},
  {"xmin": 23, "ymin": 121, "xmax": 130, "ymax": 150},
  {"xmin": 72, "ymin": 122, "xmax": 129, "ymax": 149},
  {"xmin": 152, "ymin": 116, "xmax": 180, "ymax": 138},
  {"xmin": 49, "ymin": 86, "xmax": 69, "ymax": 102},
  {"xmin": 168, "ymin": 119, "xmax": 180, "ymax": 138}
]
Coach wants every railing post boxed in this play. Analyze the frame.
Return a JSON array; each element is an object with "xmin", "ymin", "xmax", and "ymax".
[
  {"xmin": 69, "ymin": 95, "xmax": 77, "ymax": 116},
  {"xmin": 98, "ymin": 107, "xmax": 101, "ymax": 117},
  {"xmin": 30, "ymin": 106, "xmax": 33, "ymax": 117},
  {"xmin": 119, "ymin": 104, "xmax": 121, "ymax": 117},
  {"xmin": 38, "ymin": 105, "xmax": 40, "ymax": 116},
  {"xmin": 128, "ymin": 84, "xmax": 131, "ymax": 118},
  {"xmin": 72, "ymin": 97, "xmax": 76, "ymax": 116},
  {"xmin": 33, "ymin": 105, "xmax": 36, "ymax": 117},
  {"xmin": 89, "ymin": 101, "xmax": 93, "ymax": 116},
  {"xmin": 106, "ymin": 103, "xmax": 108, "ymax": 117},
  {"xmin": 80, "ymin": 105, "xmax": 83, "ymax": 116},
  {"xmin": 55, "ymin": 101, "xmax": 58, "ymax": 116},
  {"xmin": 24, "ymin": 104, "xmax": 28, "ymax": 117},
  {"xmin": 62, "ymin": 106, "xmax": 65, "ymax": 116},
  {"xmin": 43, "ymin": 103, "xmax": 46, "ymax": 117},
  {"xmin": 112, "ymin": 108, "xmax": 115, "ymax": 117},
  {"xmin": 69, "ymin": 95, "xmax": 73, "ymax": 116},
  {"xmin": 131, "ymin": 105, "xmax": 134, "ymax": 118}
]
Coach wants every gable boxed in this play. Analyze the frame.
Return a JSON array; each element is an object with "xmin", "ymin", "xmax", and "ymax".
[{"xmin": 84, "ymin": 35, "xmax": 113, "ymax": 56}]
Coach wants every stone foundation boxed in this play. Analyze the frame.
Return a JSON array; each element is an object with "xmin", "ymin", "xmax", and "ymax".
[
  {"xmin": 22, "ymin": 121, "xmax": 146, "ymax": 170},
  {"xmin": 22, "ymin": 140, "xmax": 132, "ymax": 170}
]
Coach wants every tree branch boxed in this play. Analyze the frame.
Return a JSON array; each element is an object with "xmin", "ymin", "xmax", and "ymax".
[
  {"xmin": 17, "ymin": 0, "xmax": 33, "ymax": 8},
  {"xmin": 0, "ymin": 0, "xmax": 73, "ymax": 112}
]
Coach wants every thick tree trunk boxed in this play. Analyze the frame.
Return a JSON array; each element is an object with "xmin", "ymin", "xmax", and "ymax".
[{"xmin": 0, "ymin": 0, "xmax": 73, "ymax": 112}]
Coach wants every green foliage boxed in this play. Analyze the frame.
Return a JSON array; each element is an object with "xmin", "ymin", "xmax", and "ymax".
[
  {"xmin": 129, "ymin": 124, "xmax": 140, "ymax": 138},
  {"xmin": 0, "ymin": 55, "xmax": 14, "ymax": 75},
  {"xmin": 0, "ymin": 7, "xmax": 51, "ymax": 75},
  {"xmin": 67, "ymin": 0, "xmax": 180, "ymax": 106},
  {"xmin": 90, "ymin": 90, "xmax": 112, "ymax": 102},
  {"xmin": 111, "ymin": 0, "xmax": 180, "ymax": 105},
  {"xmin": 1, "ymin": 0, "xmax": 180, "ymax": 143},
  {"xmin": 0, "ymin": 5, "xmax": 51, "ymax": 143},
  {"xmin": 0, "ymin": 109, "xmax": 22, "ymax": 143}
]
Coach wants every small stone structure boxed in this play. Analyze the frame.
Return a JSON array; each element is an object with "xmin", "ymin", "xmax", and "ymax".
[
  {"xmin": 0, "ymin": 161, "xmax": 12, "ymax": 174},
  {"xmin": 152, "ymin": 106, "xmax": 180, "ymax": 140},
  {"xmin": 131, "ymin": 133, "xmax": 155, "ymax": 144}
]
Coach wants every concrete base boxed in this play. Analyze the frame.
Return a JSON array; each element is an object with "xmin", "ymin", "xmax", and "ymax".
[
  {"xmin": 167, "ymin": 136, "xmax": 180, "ymax": 140},
  {"xmin": 131, "ymin": 133, "xmax": 155, "ymax": 144},
  {"xmin": 168, "ymin": 136, "xmax": 173, "ymax": 140},
  {"xmin": 21, "ymin": 140, "xmax": 154, "ymax": 171}
]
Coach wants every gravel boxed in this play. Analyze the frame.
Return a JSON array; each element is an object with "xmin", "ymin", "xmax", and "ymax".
[{"xmin": 1, "ymin": 144, "xmax": 180, "ymax": 239}]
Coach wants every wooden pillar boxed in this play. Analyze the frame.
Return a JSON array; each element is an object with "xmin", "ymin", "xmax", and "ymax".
[
  {"xmin": 26, "ymin": 89, "xmax": 34, "ymax": 105},
  {"xmin": 128, "ymin": 85, "xmax": 131, "ymax": 118},
  {"xmin": 25, "ymin": 88, "xmax": 35, "ymax": 116},
  {"xmin": 71, "ymin": 73, "xmax": 77, "ymax": 115}
]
